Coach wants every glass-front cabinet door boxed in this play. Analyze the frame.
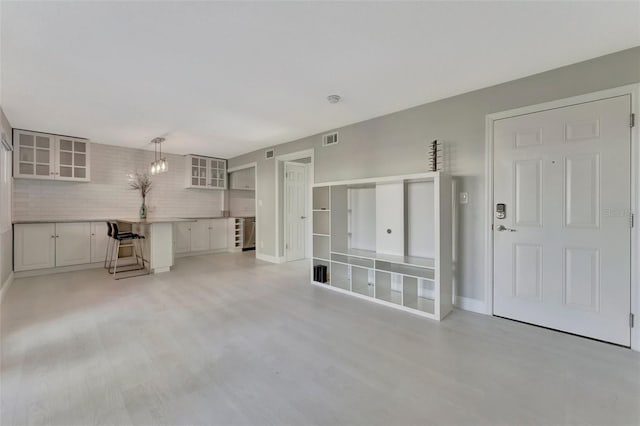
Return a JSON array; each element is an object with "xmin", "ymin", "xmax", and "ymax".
[
  {"xmin": 209, "ymin": 159, "xmax": 227, "ymax": 189},
  {"xmin": 15, "ymin": 131, "xmax": 55, "ymax": 179},
  {"xmin": 186, "ymin": 155, "xmax": 227, "ymax": 189},
  {"xmin": 190, "ymin": 156, "xmax": 208, "ymax": 187},
  {"xmin": 14, "ymin": 130, "xmax": 91, "ymax": 181},
  {"xmin": 56, "ymin": 137, "xmax": 90, "ymax": 181}
]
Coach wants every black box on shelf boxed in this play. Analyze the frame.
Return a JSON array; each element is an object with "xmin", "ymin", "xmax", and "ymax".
[{"xmin": 314, "ymin": 265, "xmax": 327, "ymax": 283}]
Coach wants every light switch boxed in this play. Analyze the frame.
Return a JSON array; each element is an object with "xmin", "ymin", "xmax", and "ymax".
[{"xmin": 459, "ymin": 192, "xmax": 469, "ymax": 204}]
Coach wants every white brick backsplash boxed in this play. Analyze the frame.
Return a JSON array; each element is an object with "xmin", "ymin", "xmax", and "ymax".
[{"xmin": 13, "ymin": 143, "xmax": 224, "ymax": 220}]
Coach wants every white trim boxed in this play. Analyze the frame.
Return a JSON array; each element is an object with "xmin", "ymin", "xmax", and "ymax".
[
  {"xmin": 484, "ymin": 84, "xmax": 640, "ymax": 351},
  {"xmin": 454, "ymin": 296, "xmax": 486, "ymax": 315},
  {"xmin": 0, "ymin": 271, "xmax": 14, "ymax": 304},
  {"xmin": 227, "ymin": 162, "xmax": 257, "ymax": 173},
  {"xmin": 275, "ymin": 148, "xmax": 314, "ymax": 261},
  {"xmin": 256, "ymin": 252, "xmax": 286, "ymax": 264},
  {"xmin": 314, "ymin": 171, "xmax": 439, "ymax": 188},
  {"xmin": 13, "ymin": 261, "xmax": 110, "ymax": 279}
]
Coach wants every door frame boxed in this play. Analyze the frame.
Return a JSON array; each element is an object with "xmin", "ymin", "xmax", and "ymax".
[
  {"xmin": 275, "ymin": 149, "xmax": 314, "ymax": 262},
  {"xmin": 484, "ymin": 83, "xmax": 640, "ymax": 351},
  {"xmin": 283, "ymin": 161, "xmax": 309, "ymax": 261}
]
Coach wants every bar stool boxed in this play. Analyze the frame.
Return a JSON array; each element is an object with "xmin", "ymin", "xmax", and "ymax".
[
  {"xmin": 104, "ymin": 222, "xmax": 134, "ymax": 269},
  {"xmin": 107, "ymin": 222, "xmax": 147, "ymax": 277}
]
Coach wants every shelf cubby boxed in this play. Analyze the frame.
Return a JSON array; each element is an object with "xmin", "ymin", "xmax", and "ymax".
[
  {"xmin": 312, "ymin": 258, "xmax": 330, "ymax": 285},
  {"xmin": 313, "ymin": 210, "xmax": 330, "ymax": 235},
  {"xmin": 352, "ymin": 266, "xmax": 374, "ymax": 298},
  {"xmin": 312, "ymin": 235, "xmax": 331, "ymax": 261},
  {"xmin": 313, "ymin": 187, "xmax": 330, "ymax": 210},
  {"xmin": 330, "ymin": 262, "xmax": 350, "ymax": 291}
]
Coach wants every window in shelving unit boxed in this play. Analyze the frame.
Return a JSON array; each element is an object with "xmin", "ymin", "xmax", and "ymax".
[
  {"xmin": 313, "ymin": 186, "xmax": 330, "ymax": 210},
  {"xmin": 351, "ymin": 266, "xmax": 374, "ymax": 298},
  {"xmin": 313, "ymin": 211, "xmax": 330, "ymax": 235},
  {"xmin": 330, "ymin": 262, "xmax": 350, "ymax": 291}
]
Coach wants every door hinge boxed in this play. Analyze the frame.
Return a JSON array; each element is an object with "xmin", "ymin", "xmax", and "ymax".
[
  {"xmin": 631, "ymin": 113, "xmax": 636, "ymax": 128},
  {"xmin": 631, "ymin": 213, "xmax": 635, "ymax": 228},
  {"xmin": 630, "ymin": 313, "xmax": 635, "ymax": 328}
]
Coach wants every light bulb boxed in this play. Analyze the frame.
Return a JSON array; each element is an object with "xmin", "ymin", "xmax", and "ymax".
[{"xmin": 160, "ymin": 159, "xmax": 166, "ymax": 171}]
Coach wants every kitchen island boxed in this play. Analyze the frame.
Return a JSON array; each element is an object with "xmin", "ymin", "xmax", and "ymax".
[{"xmin": 116, "ymin": 218, "xmax": 192, "ymax": 274}]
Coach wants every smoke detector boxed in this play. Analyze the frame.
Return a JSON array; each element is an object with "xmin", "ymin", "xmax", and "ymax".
[{"xmin": 327, "ymin": 94, "xmax": 341, "ymax": 104}]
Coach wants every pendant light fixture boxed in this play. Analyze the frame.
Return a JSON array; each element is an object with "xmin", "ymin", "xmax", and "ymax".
[{"xmin": 150, "ymin": 137, "xmax": 167, "ymax": 175}]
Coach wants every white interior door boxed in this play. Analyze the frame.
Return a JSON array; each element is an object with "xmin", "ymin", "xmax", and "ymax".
[
  {"xmin": 284, "ymin": 162, "xmax": 307, "ymax": 261},
  {"xmin": 493, "ymin": 95, "xmax": 632, "ymax": 346}
]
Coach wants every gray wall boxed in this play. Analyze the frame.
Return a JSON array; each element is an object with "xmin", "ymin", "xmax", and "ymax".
[
  {"xmin": 0, "ymin": 106, "xmax": 13, "ymax": 291},
  {"xmin": 229, "ymin": 46, "xmax": 640, "ymax": 301}
]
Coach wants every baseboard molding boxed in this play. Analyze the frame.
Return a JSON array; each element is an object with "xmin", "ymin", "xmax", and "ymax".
[
  {"xmin": 0, "ymin": 271, "xmax": 14, "ymax": 304},
  {"xmin": 174, "ymin": 248, "xmax": 229, "ymax": 259},
  {"xmin": 13, "ymin": 260, "xmax": 127, "ymax": 279},
  {"xmin": 256, "ymin": 253, "xmax": 286, "ymax": 264},
  {"xmin": 454, "ymin": 296, "xmax": 487, "ymax": 314}
]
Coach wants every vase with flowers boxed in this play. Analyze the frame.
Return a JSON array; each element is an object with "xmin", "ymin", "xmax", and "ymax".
[{"xmin": 129, "ymin": 172, "xmax": 152, "ymax": 219}]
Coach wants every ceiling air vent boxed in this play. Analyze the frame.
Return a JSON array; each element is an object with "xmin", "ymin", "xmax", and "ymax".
[
  {"xmin": 322, "ymin": 132, "xmax": 339, "ymax": 147},
  {"xmin": 265, "ymin": 149, "xmax": 275, "ymax": 160}
]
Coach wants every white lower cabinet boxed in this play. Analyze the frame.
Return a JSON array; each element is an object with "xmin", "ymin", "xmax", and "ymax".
[
  {"xmin": 55, "ymin": 222, "xmax": 91, "ymax": 267},
  {"xmin": 90, "ymin": 222, "xmax": 110, "ymax": 264},
  {"xmin": 173, "ymin": 218, "xmax": 229, "ymax": 254},
  {"xmin": 210, "ymin": 219, "xmax": 228, "ymax": 250},
  {"xmin": 174, "ymin": 222, "xmax": 192, "ymax": 254},
  {"xmin": 190, "ymin": 220, "xmax": 211, "ymax": 252},
  {"xmin": 14, "ymin": 222, "xmax": 109, "ymax": 272},
  {"xmin": 14, "ymin": 223, "xmax": 56, "ymax": 271}
]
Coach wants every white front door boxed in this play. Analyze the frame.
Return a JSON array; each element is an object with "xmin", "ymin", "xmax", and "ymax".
[
  {"xmin": 493, "ymin": 95, "xmax": 632, "ymax": 346},
  {"xmin": 284, "ymin": 162, "xmax": 308, "ymax": 261}
]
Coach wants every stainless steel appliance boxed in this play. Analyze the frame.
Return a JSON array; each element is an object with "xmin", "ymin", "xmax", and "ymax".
[{"xmin": 241, "ymin": 217, "xmax": 255, "ymax": 250}]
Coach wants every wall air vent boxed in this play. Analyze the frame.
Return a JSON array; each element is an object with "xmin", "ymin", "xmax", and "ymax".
[
  {"xmin": 265, "ymin": 149, "xmax": 275, "ymax": 160},
  {"xmin": 322, "ymin": 132, "xmax": 339, "ymax": 147}
]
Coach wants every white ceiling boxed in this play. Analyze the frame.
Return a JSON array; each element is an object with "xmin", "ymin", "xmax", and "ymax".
[{"xmin": 1, "ymin": 1, "xmax": 639, "ymax": 158}]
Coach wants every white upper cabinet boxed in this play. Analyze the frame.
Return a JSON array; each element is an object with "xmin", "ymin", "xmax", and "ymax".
[
  {"xmin": 185, "ymin": 155, "xmax": 226, "ymax": 189},
  {"xmin": 14, "ymin": 130, "xmax": 91, "ymax": 182},
  {"xmin": 230, "ymin": 167, "xmax": 255, "ymax": 190}
]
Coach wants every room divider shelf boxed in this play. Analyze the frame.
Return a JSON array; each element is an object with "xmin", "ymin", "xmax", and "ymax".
[{"xmin": 311, "ymin": 171, "xmax": 452, "ymax": 321}]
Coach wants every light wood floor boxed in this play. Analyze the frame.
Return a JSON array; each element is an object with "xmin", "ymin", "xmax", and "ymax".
[{"xmin": 1, "ymin": 252, "xmax": 639, "ymax": 426}]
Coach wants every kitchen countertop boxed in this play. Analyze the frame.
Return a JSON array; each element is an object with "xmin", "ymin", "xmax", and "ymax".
[
  {"xmin": 116, "ymin": 218, "xmax": 195, "ymax": 224},
  {"xmin": 13, "ymin": 218, "xmax": 116, "ymax": 224},
  {"xmin": 13, "ymin": 215, "xmax": 254, "ymax": 224}
]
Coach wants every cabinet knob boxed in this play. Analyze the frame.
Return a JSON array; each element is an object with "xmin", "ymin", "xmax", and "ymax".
[
  {"xmin": 51, "ymin": 235, "xmax": 55, "ymax": 238},
  {"xmin": 387, "ymin": 229, "xmax": 392, "ymax": 234}
]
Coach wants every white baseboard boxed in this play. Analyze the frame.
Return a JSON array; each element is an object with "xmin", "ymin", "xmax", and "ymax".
[
  {"xmin": 256, "ymin": 253, "xmax": 286, "ymax": 264},
  {"xmin": 454, "ymin": 296, "xmax": 487, "ymax": 314},
  {"xmin": 13, "ymin": 261, "xmax": 117, "ymax": 279},
  {"xmin": 0, "ymin": 271, "xmax": 14, "ymax": 304}
]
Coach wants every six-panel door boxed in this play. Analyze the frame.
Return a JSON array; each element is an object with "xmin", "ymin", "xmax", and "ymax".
[{"xmin": 493, "ymin": 95, "xmax": 632, "ymax": 346}]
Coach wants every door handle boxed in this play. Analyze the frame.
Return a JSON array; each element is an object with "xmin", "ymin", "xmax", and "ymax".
[
  {"xmin": 300, "ymin": 216, "xmax": 307, "ymax": 219},
  {"xmin": 496, "ymin": 225, "xmax": 516, "ymax": 232}
]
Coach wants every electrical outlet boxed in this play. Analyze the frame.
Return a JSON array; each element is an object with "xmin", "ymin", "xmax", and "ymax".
[{"xmin": 459, "ymin": 192, "xmax": 469, "ymax": 204}]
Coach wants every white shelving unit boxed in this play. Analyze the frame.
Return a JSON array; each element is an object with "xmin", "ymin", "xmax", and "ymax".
[{"xmin": 311, "ymin": 172, "xmax": 452, "ymax": 321}]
